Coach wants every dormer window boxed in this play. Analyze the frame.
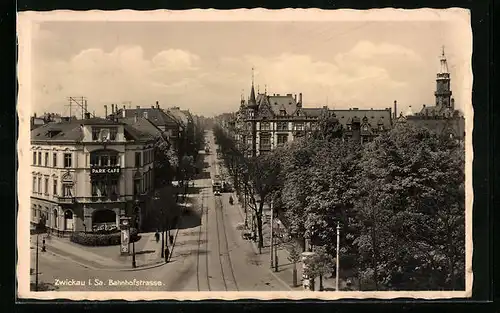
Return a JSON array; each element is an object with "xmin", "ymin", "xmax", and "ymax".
[
  {"xmin": 347, "ymin": 125, "xmax": 352, "ymax": 131},
  {"xmin": 280, "ymin": 109, "xmax": 286, "ymax": 116},
  {"xmin": 363, "ymin": 125, "xmax": 369, "ymax": 131},
  {"xmin": 379, "ymin": 125, "xmax": 384, "ymax": 131},
  {"xmin": 92, "ymin": 127, "xmax": 118, "ymax": 141}
]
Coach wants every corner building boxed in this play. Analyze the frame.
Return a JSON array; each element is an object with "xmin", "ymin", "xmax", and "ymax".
[{"xmin": 30, "ymin": 115, "xmax": 155, "ymax": 235}]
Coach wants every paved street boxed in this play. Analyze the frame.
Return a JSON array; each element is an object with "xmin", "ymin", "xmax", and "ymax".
[{"xmin": 30, "ymin": 131, "xmax": 288, "ymax": 292}]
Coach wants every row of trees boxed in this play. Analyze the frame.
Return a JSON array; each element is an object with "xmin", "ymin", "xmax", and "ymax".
[{"xmin": 213, "ymin": 115, "xmax": 465, "ymax": 291}]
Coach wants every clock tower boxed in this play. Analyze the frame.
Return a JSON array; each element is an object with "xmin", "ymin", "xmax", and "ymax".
[{"xmin": 434, "ymin": 46, "xmax": 453, "ymax": 110}]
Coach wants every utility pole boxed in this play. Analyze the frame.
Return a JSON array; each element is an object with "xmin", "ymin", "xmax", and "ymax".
[
  {"xmin": 67, "ymin": 96, "xmax": 89, "ymax": 119},
  {"xmin": 336, "ymin": 221, "xmax": 340, "ymax": 291}
]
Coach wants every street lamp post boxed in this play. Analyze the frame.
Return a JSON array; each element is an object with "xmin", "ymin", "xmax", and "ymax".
[
  {"xmin": 336, "ymin": 221, "xmax": 340, "ymax": 291},
  {"xmin": 243, "ymin": 189, "xmax": 248, "ymax": 228},
  {"xmin": 152, "ymin": 193, "xmax": 164, "ymax": 258},
  {"xmin": 132, "ymin": 239, "xmax": 137, "ymax": 268},
  {"xmin": 35, "ymin": 234, "xmax": 39, "ymax": 291},
  {"xmin": 274, "ymin": 222, "xmax": 279, "ymax": 272},
  {"xmin": 270, "ymin": 201, "xmax": 274, "ymax": 270}
]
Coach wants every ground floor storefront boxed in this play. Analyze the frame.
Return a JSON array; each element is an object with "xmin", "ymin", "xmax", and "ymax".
[{"xmin": 30, "ymin": 197, "xmax": 147, "ymax": 236}]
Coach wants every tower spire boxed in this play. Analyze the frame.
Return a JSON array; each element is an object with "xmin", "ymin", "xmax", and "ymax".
[
  {"xmin": 248, "ymin": 67, "xmax": 257, "ymax": 108},
  {"xmin": 435, "ymin": 46, "xmax": 452, "ymax": 109},
  {"xmin": 439, "ymin": 45, "xmax": 449, "ymax": 73},
  {"xmin": 252, "ymin": 67, "xmax": 255, "ymax": 87}
]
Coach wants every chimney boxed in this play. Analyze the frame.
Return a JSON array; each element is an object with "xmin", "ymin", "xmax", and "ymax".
[
  {"xmin": 299, "ymin": 93, "xmax": 303, "ymax": 104},
  {"xmin": 104, "ymin": 105, "xmax": 108, "ymax": 118},
  {"xmin": 134, "ymin": 112, "xmax": 138, "ymax": 123},
  {"xmin": 111, "ymin": 104, "xmax": 115, "ymax": 115},
  {"xmin": 122, "ymin": 106, "xmax": 126, "ymax": 118},
  {"xmin": 294, "ymin": 94, "xmax": 297, "ymax": 102},
  {"xmin": 84, "ymin": 112, "xmax": 91, "ymax": 119},
  {"xmin": 151, "ymin": 105, "xmax": 155, "ymax": 109},
  {"xmin": 136, "ymin": 106, "xmax": 140, "ymax": 109},
  {"xmin": 393, "ymin": 100, "xmax": 398, "ymax": 119},
  {"xmin": 156, "ymin": 101, "xmax": 159, "ymax": 109},
  {"xmin": 451, "ymin": 98, "xmax": 455, "ymax": 109},
  {"xmin": 34, "ymin": 113, "xmax": 37, "ymax": 118}
]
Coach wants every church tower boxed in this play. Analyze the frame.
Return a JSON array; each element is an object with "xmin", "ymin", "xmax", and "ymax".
[{"xmin": 434, "ymin": 47, "xmax": 453, "ymax": 110}]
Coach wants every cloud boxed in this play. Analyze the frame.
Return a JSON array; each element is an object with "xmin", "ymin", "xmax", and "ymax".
[{"xmin": 33, "ymin": 41, "xmax": 429, "ymax": 117}]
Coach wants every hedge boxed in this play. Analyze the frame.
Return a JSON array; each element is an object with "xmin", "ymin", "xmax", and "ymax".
[{"xmin": 70, "ymin": 228, "xmax": 139, "ymax": 246}]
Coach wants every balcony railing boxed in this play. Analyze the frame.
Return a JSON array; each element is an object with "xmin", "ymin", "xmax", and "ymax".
[
  {"xmin": 76, "ymin": 195, "xmax": 126, "ymax": 203},
  {"xmin": 57, "ymin": 196, "xmax": 75, "ymax": 204}
]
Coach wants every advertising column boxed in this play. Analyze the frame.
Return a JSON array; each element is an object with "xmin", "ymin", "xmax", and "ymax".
[{"xmin": 120, "ymin": 216, "xmax": 131, "ymax": 255}]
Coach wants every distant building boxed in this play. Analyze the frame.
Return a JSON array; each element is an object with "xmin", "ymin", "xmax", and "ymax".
[
  {"xmin": 108, "ymin": 102, "xmax": 182, "ymax": 141},
  {"xmin": 228, "ymin": 76, "xmax": 393, "ymax": 156},
  {"xmin": 30, "ymin": 113, "xmax": 156, "ymax": 234},
  {"xmin": 396, "ymin": 48, "xmax": 465, "ymax": 140},
  {"xmin": 30, "ymin": 113, "xmax": 70, "ymax": 131}
]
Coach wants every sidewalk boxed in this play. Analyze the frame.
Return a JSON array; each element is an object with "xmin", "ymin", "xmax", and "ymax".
[
  {"xmin": 32, "ymin": 232, "xmax": 166, "ymax": 271},
  {"xmin": 30, "ymin": 194, "xmax": 196, "ymax": 272},
  {"xmin": 230, "ymin": 190, "xmax": 349, "ymax": 291}
]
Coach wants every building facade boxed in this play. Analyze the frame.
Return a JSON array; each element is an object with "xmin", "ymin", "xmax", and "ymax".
[
  {"xmin": 231, "ymin": 80, "xmax": 393, "ymax": 156},
  {"xmin": 397, "ymin": 48, "xmax": 465, "ymax": 139},
  {"xmin": 30, "ymin": 114, "xmax": 156, "ymax": 235}
]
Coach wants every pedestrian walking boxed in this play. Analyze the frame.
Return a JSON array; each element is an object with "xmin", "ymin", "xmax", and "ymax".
[{"xmin": 155, "ymin": 231, "xmax": 160, "ymax": 243}]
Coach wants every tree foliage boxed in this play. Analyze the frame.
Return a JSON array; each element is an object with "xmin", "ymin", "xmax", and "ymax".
[
  {"xmin": 154, "ymin": 136, "xmax": 177, "ymax": 187},
  {"xmin": 215, "ymin": 118, "xmax": 465, "ymax": 291},
  {"xmin": 280, "ymin": 123, "xmax": 465, "ymax": 291}
]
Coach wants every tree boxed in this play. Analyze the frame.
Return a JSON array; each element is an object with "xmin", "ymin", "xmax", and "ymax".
[
  {"xmin": 213, "ymin": 125, "xmax": 281, "ymax": 251},
  {"xmin": 245, "ymin": 153, "xmax": 281, "ymax": 251},
  {"xmin": 180, "ymin": 155, "xmax": 195, "ymax": 197},
  {"xmin": 154, "ymin": 136, "xmax": 177, "ymax": 187},
  {"xmin": 311, "ymin": 113, "xmax": 344, "ymax": 141},
  {"xmin": 286, "ymin": 241, "xmax": 302, "ymax": 287},
  {"xmin": 314, "ymin": 245, "xmax": 335, "ymax": 291},
  {"xmin": 353, "ymin": 124, "xmax": 465, "ymax": 290}
]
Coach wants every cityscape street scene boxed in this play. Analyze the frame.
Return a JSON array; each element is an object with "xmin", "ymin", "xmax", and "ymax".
[{"xmin": 21, "ymin": 10, "xmax": 471, "ymax": 295}]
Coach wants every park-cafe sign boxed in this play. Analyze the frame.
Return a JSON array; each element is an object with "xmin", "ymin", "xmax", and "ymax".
[{"xmin": 90, "ymin": 166, "xmax": 121, "ymax": 175}]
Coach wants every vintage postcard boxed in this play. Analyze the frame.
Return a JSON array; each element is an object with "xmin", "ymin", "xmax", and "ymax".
[{"xmin": 17, "ymin": 8, "xmax": 473, "ymax": 300}]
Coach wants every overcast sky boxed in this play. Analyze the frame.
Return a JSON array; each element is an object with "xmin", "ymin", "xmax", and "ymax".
[{"xmin": 30, "ymin": 17, "xmax": 471, "ymax": 117}]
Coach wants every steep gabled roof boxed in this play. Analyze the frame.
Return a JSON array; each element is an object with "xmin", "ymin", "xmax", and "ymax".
[
  {"xmin": 167, "ymin": 108, "xmax": 190, "ymax": 127},
  {"xmin": 120, "ymin": 117, "xmax": 166, "ymax": 142},
  {"xmin": 31, "ymin": 121, "xmax": 84, "ymax": 142},
  {"xmin": 333, "ymin": 109, "xmax": 392, "ymax": 129},
  {"xmin": 120, "ymin": 108, "xmax": 180, "ymax": 129},
  {"xmin": 31, "ymin": 117, "xmax": 123, "ymax": 142},
  {"xmin": 267, "ymin": 94, "xmax": 297, "ymax": 116}
]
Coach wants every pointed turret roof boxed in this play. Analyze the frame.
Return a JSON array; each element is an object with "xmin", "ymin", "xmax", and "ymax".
[{"xmin": 248, "ymin": 68, "xmax": 258, "ymax": 109}]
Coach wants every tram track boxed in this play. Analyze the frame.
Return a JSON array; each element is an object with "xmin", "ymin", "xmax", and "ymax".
[
  {"xmin": 195, "ymin": 133, "xmax": 239, "ymax": 291},
  {"xmin": 215, "ymin": 196, "xmax": 239, "ymax": 291},
  {"xmin": 196, "ymin": 187, "xmax": 211, "ymax": 291}
]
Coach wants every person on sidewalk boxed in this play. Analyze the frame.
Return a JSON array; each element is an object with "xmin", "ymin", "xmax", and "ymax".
[{"xmin": 155, "ymin": 231, "xmax": 160, "ymax": 243}]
